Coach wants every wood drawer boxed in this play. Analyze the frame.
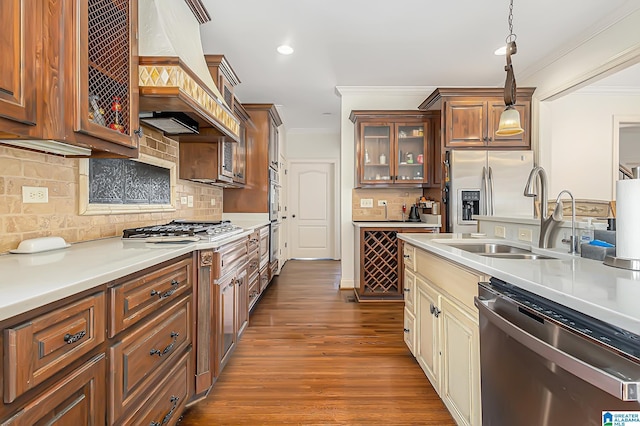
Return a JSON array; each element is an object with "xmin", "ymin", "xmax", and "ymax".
[
  {"xmin": 248, "ymin": 229, "xmax": 260, "ymax": 254},
  {"xmin": 1, "ymin": 354, "xmax": 106, "ymax": 425},
  {"xmin": 415, "ymin": 249, "xmax": 485, "ymax": 313},
  {"xmin": 119, "ymin": 349, "xmax": 190, "ymax": 426},
  {"xmin": 259, "ymin": 226, "xmax": 269, "ymax": 267},
  {"xmin": 247, "ymin": 252, "xmax": 260, "ymax": 278},
  {"xmin": 403, "ymin": 243, "xmax": 416, "ymax": 271},
  {"xmin": 109, "ymin": 294, "xmax": 191, "ymax": 423},
  {"xmin": 259, "ymin": 264, "xmax": 269, "ymax": 294},
  {"xmin": 109, "ymin": 256, "xmax": 192, "ymax": 337},
  {"xmin": 215, "ymin": 237, "xmax": 248, "ymax": 279},
  {"xmin": 248, "ymin": 274, "xmax": 259, "ymax": 310},
  {"xmin": 3, "ymin": 291, "xmax": 106, "ymax": 403}
]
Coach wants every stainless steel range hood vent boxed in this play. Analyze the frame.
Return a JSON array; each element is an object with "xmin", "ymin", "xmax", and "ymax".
[{"xmin": 139, "ymin": 112, "xmax": 199, "ymax": 135}]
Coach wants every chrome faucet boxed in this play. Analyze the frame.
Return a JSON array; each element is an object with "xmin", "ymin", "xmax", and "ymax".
[
  {"xmin": 524, "ymin": 167, "xmax": 563, "ymax": 248},
  {"xmin": 555, "ymin": 190, "xmax": 577, "ymax": 254}
]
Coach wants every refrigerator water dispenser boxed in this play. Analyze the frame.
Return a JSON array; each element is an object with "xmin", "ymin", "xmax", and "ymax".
[{"xmin": 459, "ymin": 190, "xmax": 480, "ymax": 224}]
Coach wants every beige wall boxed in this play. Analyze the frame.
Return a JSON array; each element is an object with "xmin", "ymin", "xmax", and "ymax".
[{"xmin": 0, "ymin": 126, "xmax": 223, "ymax": 253}]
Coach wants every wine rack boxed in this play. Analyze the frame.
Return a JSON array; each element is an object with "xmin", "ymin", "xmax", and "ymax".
[{"xmin": 357, "ymin": 227, "xmax": 435, "ymax": 301}]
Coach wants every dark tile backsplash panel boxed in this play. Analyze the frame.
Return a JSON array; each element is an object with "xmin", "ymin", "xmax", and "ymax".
[{"xmin": 89, "ymin": 159, "xmax": 170, "ymax": 204}]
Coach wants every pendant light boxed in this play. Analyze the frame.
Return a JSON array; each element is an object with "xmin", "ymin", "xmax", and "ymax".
[{"xmin": 496, "ymin": 0, "xmax": 524, "ymax": 136}]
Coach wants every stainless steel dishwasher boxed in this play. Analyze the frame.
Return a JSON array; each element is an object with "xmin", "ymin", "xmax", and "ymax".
[{"xmin": 475, "ymin": 278, "xmax": 640, "ymax": 426}]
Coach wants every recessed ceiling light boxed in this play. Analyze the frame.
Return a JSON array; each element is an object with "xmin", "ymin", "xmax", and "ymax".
[
  {"xmin": 494, "ymin": 45, "xmax": 507, "ymax": 56},
  {"xmin": 277, "ymin": 45, "xmax": 294, "ymax": 55},
  {"xmin": 322, "ymin": 112, "xmax": 332, "ymax": 115}
]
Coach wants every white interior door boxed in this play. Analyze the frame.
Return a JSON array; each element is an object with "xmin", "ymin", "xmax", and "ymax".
[{"xmin": 289, "ymin": 161, "xmax": 335, "ymax": 259}]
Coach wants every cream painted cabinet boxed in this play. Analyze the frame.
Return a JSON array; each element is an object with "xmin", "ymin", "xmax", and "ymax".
[
  {"xmin": 440, "ymin": 295, "xmax": 480, "ymax": 426},
  {"xmin": 403, "ymin": 243, "xmax": 485, "ymax": 426},
  {"xmin": 415, "ymin": 276, "xmax": 440, "ymax": 387}
]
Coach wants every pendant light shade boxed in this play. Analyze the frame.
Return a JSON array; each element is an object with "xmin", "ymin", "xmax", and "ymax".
[
  {"xmin": 497, "ymin": 0, "xmax": 524, "ymax": 137},
  {"xmin": 496, "ymin": 106, "xmax": 524, "ymax": 136}
]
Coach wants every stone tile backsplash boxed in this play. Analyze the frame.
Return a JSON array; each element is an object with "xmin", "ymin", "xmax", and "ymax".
[
  {"xmin": 0, "ymin": 126, "xmax": 223, "ymax": 253},
  {"xmin": 352, "ymin": 188, "xmax": 423, "ymax": 221}
]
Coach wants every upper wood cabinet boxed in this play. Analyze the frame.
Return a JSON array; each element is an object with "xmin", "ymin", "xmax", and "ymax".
[
  {"xmin": 0, "ymin": 0, "xmax": 39, "ymax": 129},
  {"xmin": 350, "ymin": 110, "xmax": 440, "ymax": 188},
  {"xmin": 0, "ymin": 0, "xmax": 139, "ymax": 157},
  {"xmin": 224, "ymin": 104, "xmax": 282, "ymax": 214},
  {"xmin": 419, "ymin": 88, "xmax": 535, "ymax": 150}
]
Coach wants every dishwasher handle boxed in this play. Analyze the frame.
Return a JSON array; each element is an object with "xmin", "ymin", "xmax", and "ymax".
[{"xmin": 474, "ymin": 296, "xmax": 640, "ymax": 402}]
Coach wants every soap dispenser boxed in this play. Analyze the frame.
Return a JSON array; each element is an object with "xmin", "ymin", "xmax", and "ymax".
[{"xmin": 580, "ymin": 217, "xmax": 594, "ymax": 245}]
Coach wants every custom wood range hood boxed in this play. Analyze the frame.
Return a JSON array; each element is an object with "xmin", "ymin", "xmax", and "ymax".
[{"xmin": 137, "ymin": 0, "xmax": 240, "ymax": 141}]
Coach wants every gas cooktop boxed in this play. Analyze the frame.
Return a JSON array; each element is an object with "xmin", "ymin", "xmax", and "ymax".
[{"xmin": 122, "ymin": 220, "xmax": 245, "ymax": 242}]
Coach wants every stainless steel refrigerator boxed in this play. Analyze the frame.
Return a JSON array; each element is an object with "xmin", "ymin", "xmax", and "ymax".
[{"xmin": 449, "ymin": 150, "xmax": 534, "ymax": 233}]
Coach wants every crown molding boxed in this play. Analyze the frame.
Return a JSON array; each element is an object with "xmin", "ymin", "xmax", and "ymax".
[{"xmin": 573, "ymin": 85, "xmax": 640, "ymax": 95}]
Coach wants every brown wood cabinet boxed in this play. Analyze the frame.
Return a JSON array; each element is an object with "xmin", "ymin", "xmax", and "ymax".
[
  {"xmin": 224, "ymin": 104, "xmax": 282, "ymax": 213},
  {"xmin": 179, "ymin": 132, "xmax": 235, "ymax": 185},
  {"xmin": 356, "ymin": 227, "xmax": 435, "ymax": 301},
  {"xmin": 1, "ymin": 354, "xmax": 106, "ymax": 425},
  {"xmin": 0, "ymin": 0, "xmax": 140, "ymax": 157},
  {"xmin": 3, "ymin": 291, "xmax": 106, "ymax": 403},
  {"xmin": 0, "ymin": 0, "xmax": 39, "ymax": 131},
  {"xmin": 107, "ymin": 254, "xmax": 194, "ymax": 425},
  {"xmin": 0, "ymin": 288, "xmax": 107, "ymax": 424},
  {"xmin": 350, "ymin": 111, "xmax": 440, "ymax": 188},
  {"xmin": 419, "ymin": 88, "xmax": 535, "ymax": 150},
  {"xmin": 193, "ymin": 238, "xmax": 249, "ymax": 400}
]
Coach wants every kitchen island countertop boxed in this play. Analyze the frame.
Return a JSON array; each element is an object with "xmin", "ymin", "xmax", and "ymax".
[{"xmin": 397, "ymin": 232, "xmax": 640, "ymax": 335}]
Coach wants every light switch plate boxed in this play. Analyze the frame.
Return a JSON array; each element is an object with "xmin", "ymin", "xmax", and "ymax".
[
  {"xmin": 210, "ymin": 199, "xmax": 216, "ymax": 206},
  {"xmin": 180, "ymin": 196, "xmax": 188, "ymax": 205},
  {"xmin": 518, "ymin": 228, "xmax": 533, "ymax": 242},
  {"xmin": 187, "ymin": 195, "xmax": 194, "ymax": 208},
  {"xmin": 360, "ymin": 198, "xmax": 373, "ymax": 208},
  {"xmin": 494, "ymin": 226, "xmax": 506, "ymax": 238}
]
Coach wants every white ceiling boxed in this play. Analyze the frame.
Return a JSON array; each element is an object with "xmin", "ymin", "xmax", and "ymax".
[{"xmin": 199, "ymin": 0, "xmax": 640, "ymax": 132}]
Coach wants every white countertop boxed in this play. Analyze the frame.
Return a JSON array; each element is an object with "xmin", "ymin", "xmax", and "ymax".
[
  {"xmin": 0, "ymin": 227, "xmax": 260, "ymax": 322},
  {"xmin": 397, "ymin": 233, "xmax": 640, "ymax": 335},
  {"xmin": 353, "ymin": 221, "xmax": 440, "ymax": 229}
]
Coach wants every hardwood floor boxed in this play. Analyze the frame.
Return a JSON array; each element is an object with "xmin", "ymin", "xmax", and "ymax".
[{"xmin": 180, "ymin": 260, "xmax": 455, "ymax": 425}]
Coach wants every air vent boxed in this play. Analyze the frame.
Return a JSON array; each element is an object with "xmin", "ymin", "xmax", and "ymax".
[{"xmin": 139, "ymin": 112, "xmax": 199, "ymax": 135}]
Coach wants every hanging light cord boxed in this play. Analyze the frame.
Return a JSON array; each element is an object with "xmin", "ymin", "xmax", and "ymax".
[{"xmin": 503, "ymin": 0, "xmax": 517, "ymax": 107}]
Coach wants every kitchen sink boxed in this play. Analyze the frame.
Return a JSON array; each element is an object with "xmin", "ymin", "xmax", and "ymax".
[
  {"xmin": 479, "ymin": 253, "xmax": 556, "ymax": 260},
  {"xmin": 443, "ymin": 242, "xmax": 559, "ymax": 260},
  {"xmin": 445, "ymin": 243, "xmax": 531, "ymax": 254}
]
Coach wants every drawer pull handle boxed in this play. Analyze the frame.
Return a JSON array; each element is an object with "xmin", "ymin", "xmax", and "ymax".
[
  {"xmin": 403, "ymin": 254, "xmax": 410, "ymax": 259},
  {"xmin": 149, "ymin": 332, "xmax": 179, "ymax": 357},
  {"xmin": 403, "ymin": 288, "xmax": 410, "ymax": 292},
  {"xmin": 150, "ymin": 279, "xmax": 179, "ymax": 299},
  {"xmin": 150, "ymin": 395, "xmax": 180, "ymax": 426},
  {"xmin": 403, "ymin": 328, "xmax": 410, "ymax": 333},
  {"xmin": 63, "ymin": 330, "xmax": 86, "ymax": 344}
]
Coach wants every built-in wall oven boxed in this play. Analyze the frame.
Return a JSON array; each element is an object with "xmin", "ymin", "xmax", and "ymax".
[
  {"xmin": 476, "ymin": 278, "xmax": 640, "ymax": 425},
  {"xmin": 269, "ymin": 169, "xmax": 279, "ymax": 222}
]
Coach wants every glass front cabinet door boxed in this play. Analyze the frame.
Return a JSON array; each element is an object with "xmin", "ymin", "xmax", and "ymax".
[{"xmin": 352, "ymin": 111, "xmax": 431, "ymax": 187}]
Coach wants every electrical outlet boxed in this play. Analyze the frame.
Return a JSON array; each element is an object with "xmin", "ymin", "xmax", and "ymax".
[
  {"xmin": 180, "ymin": 196, "xmax": 188, "ymax": 205},
  {"xmin": 360, "ymin": 198, "xmax": 373, "ymax": 208},
  {"xmin": 378, "ymin": 200, "xmax": 387, "ymax": 206},
  {"xmin": 210, "ymin": 199, "xmax": 216, "ymax": 206},
  {"xmin": 495, "ymin": 225, "xmax": 506, "ymax": 238},
  {"xmin": 187, "ymin": 195, "xmax": 194, "ymax": 208},
  {"xmin": 22, "ymin": 186, "xmax": 48, "ymax": 203},
  {"xmin": 518, "ymin": 228, "xmax": 533, "ymax": 242}
]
